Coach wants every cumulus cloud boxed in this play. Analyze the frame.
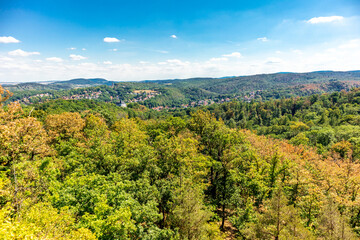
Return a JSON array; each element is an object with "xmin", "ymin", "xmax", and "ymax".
[
  {"xmin": 0, "ymin": 36, "xmax": 20, "ymax": 43},
  {"xmin": 104, "ymin": 37, "xmax": 122, "ymax": 43},
  {"xmin": 103, "ymin": 61, "xmax": 112, "ymax": 65},
  {"xmin": 69, "ymin": 54, "xmax": 87, "ymax": 60},
  {"xmin": 82, "ymin": 48, "xmax": 86, "ymax": 51},
  {"xmin": 46, "ymin": 57, "xmax": 63, "ymax": 62},
  {"xmin": 307, "ymin": 16, "xmax": 344, "ymax": 24},
  {"xmin": 222, "ymin": 52, "xmax": 242, "ymax": 58},
  {"xmin": 158, "ymin": 59, "xmax": 190, "ymax": 66},
  {"xmin": 257, "ymin": 37, "xmax": 269, "ymax": 42},
  {"xmin": 68, "ymin": 47, "xmax": 76, "ymax": 50},
  {"xmin": 170, "ymin": 35, "xmax": 177, "ymax": 39},
  {"xmin": 209, "ymin": 57, "xmax": 228, "ymax": 62},
  {"xmin": 167, "ymin": 59, "xmax": 189, "ymax": 65},
  {"xmin": 8, "ymin": 49, "xmax": 40, "ymax": 57}
]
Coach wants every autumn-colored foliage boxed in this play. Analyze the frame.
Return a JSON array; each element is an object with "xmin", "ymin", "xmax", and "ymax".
[
  {"xmin": 45, "ymin": 112, "xmax": 85, "ymax": 140},
  {"xmin": 2, "ymin": 86, "xmax": 360, "ymax": 239}
]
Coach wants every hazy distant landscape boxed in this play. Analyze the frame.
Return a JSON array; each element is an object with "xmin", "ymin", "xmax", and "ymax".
[{"xmin": 6, "ymin": 71, "xmax": 360, "ymax": 110}]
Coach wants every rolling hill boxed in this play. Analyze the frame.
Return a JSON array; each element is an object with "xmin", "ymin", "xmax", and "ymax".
[{"xmin": 4, "ymin": 71, "xmax": 360, "ymax": 107}]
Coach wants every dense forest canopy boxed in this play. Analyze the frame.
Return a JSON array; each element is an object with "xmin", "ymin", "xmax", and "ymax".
[{"xmin": 2, "ymin": 78, "xmax": 360, "ymax": 239}]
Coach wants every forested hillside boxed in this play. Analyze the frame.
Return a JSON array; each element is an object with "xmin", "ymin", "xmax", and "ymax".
[
  {"xmin": 1, "ymin": 84, "xmax": 360, "ymax": 239},
  {"xmin": 6, "ymin": 71, "xmax": 360, "ymax": 108},
  {"xmin": 153, "ymin": 71, "xmax": 360, "ymax": 94},
  {"xmin": 197, "ymin": 88, "xmax": 360, "ymax": 160}
]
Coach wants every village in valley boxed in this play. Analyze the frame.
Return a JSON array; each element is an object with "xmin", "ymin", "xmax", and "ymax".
[{"xmin": 15, "ymin": 87, "xmax": 262, "ymax": 111}]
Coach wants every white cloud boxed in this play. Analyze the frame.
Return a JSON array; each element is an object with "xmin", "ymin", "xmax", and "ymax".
[
  {"xmin": 209, "ymin": 57, "xmax": 228, "ymax": 62},
  {"xmin": 68, "ymin": 47, "xmax": 76, "ymax": 50},
  {"xmin": 157, "ymin": 59, "xmax": 190, "ymax": 66},
  {"xmin": 156, "ymin": 50, "xmax": 169, "ymax": 54},
  {"xmin": 104, "ymin": 37, "xmax": 122, "ymax": 43},
  {"xmin": 170, "ymin": 34, "xmax": 177, "ymax": 39},
  {"xmin": 292, "ymin": 49, "xmax": 303, "ymax": 54},
  {"xmin": 82, "ymin": 48, "xmax": 86, "ymax": 51},
  {"xmin": 0, "ymin": 36, "xmax": 20, "ymax": 43},
  {"xmin": 307, "ymin": 16, "xmax": 344, "ymax": 24},
  {"xmin": 8, "ymin": 49, "xmax": 40, "ymax": 57},
  {"xmin": 2, "ymin": 38, "xmax": 360, "ymax": 83},
  {"xmin": 79, "ymin": 62, "xmax": 97, "ymax": 68},
  {"xmin": 257, "ymin": 37, "xmax": 269, "ymax": 42},
  {"xmin": 46, "ymin": 57, "xmax": 63, "ymax": 62},
  {"xmin": 222, "ymin": 52, "xmax": 242, "ymax": 58},
  {"xmin": 265, "ymin": 57, "xmax": 283, "ymax": 64},
  {"xmin": 103, "ymin": 61, "xmax": 112, "ymax": 65},
  {"xmin": 69, "ymin": 54, "xmax": 87, "ymax": 60},
  {"xmin": 111, "ymin": 49, "xmax": 118, "ymax": 51},
  {"xmin": 339, "ymin": 39, "xmax": 360, "ymax": 49},
  {"xmin": 0, "ymin": 57, "xmax": 14, "ymax": 62},
  {"xmin": 167, "ymin": 59, "xmax": 189, "ymax": 65}
]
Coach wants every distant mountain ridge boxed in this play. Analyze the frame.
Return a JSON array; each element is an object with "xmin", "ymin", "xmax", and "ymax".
[
  {"xmin": 3, "ymin": 78, "xmax": 115, "ymax": 92},
  {"xmin": 4, "ymin": 71, "xmax": 360, "ymax": 107},
  {"xmin": 143, "ymin": 70, "xmax": 360, "ymax": 95},
  {"xmin": 54, "ymin": 78, "xmax": 113, "ymax": 85},
  {"xmin": 4, "ymin": 70, "xmax": 360, "ymax": 90}
]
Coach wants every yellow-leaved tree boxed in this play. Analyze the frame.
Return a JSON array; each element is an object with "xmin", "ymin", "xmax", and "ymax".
[{"xmin": 0, "ymin": 86, "xmax": 97, "ymax": 239}]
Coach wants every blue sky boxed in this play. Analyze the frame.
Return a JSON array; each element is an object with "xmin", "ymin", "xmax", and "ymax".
[{"xmin": 0, "ymin": 0, "xmax": 360, "ymax": 82}]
